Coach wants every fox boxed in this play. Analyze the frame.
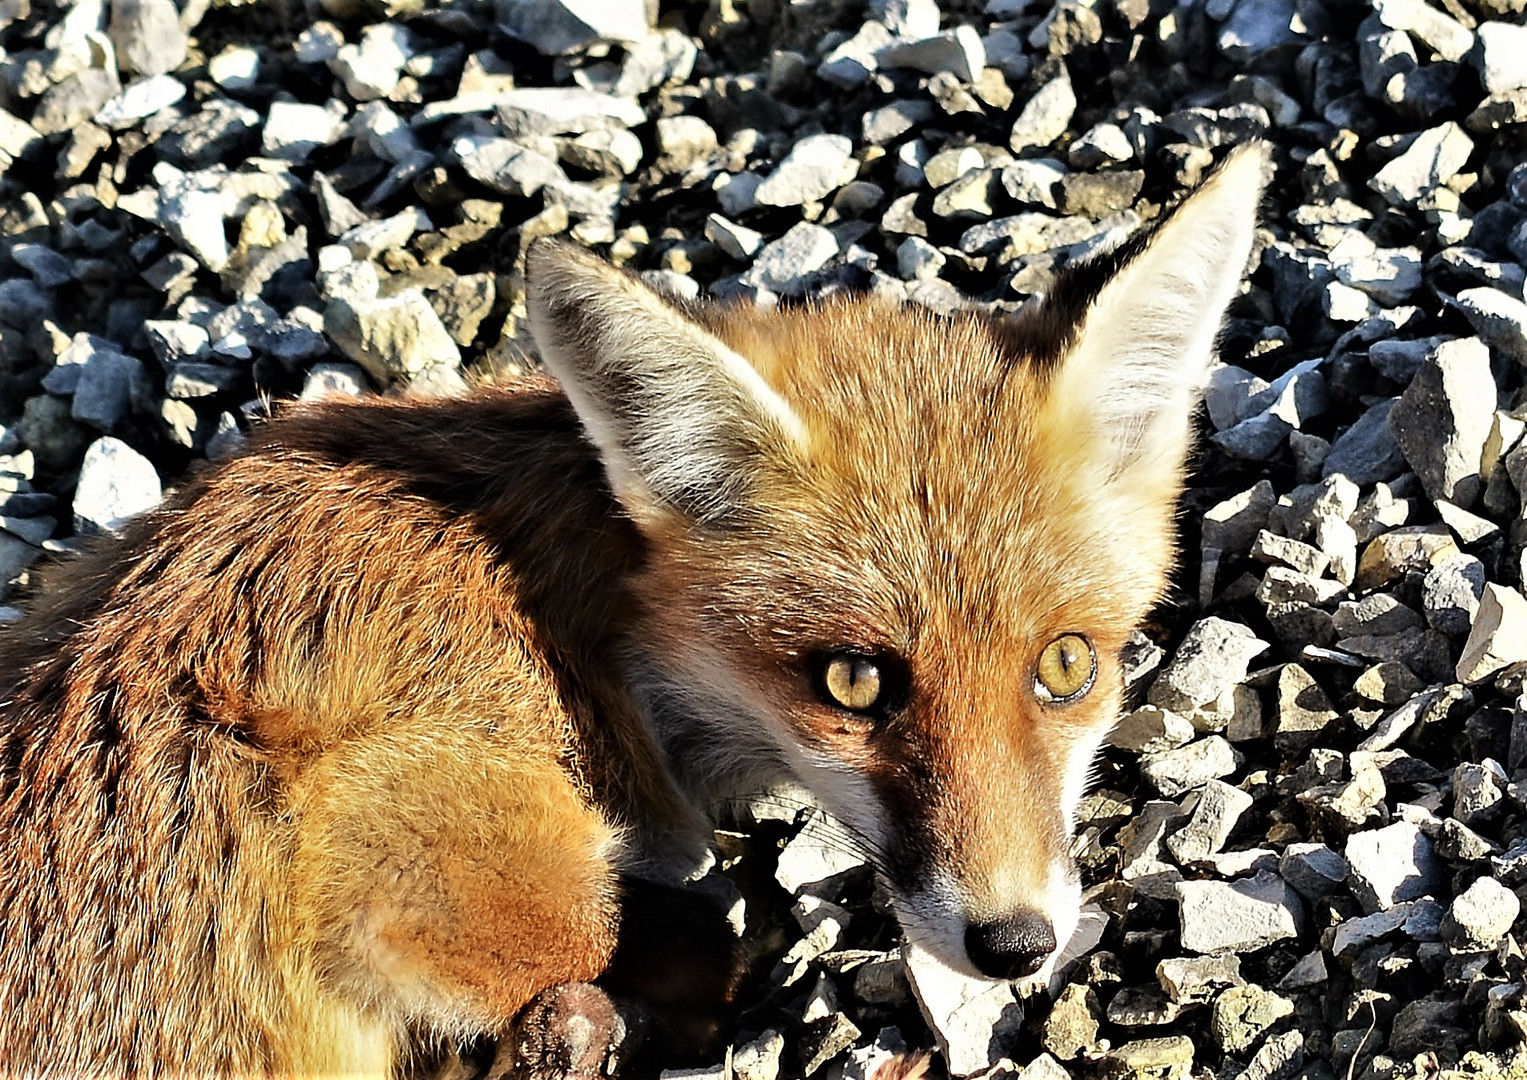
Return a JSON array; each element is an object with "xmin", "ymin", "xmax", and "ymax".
[{"xmin": 0, "ymin": 143, "xmax": 1268, "ymax": 1076}]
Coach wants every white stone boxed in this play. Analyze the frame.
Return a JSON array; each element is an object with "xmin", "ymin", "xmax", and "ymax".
[
  {"xmin": 1448, "ymin": 876, "xmax": 1520, "ymax": 948},
  {"xmin": 94, "ymin": 74, "xmax": 184, "ymax": 128},
  {"xmin": 774, "ymin": 810, "xmax": 868, "ymax": 894},
  {"xmin": 1479, "ymin": 22, "xmax": 1527, "ymax": 95},
  {"xmin": 209, "ymin": 45, "xmax": 260, "ymax": 91},
  {"xmin": 73, "ymin": 437, "xmax": 162, "ymax": 535},
  {"xmin": 1176, "ymin": 872, "xmax": 1303, "ymax": 953},
  {"xmin": 331, "ymin": 24, "xmax": 411, "ymax": 102},
  {"xmin": 1369, "ymin": 122, "xmax": 1474, "ymax": 206},
  {"xmin": 1345, "ymin": 820, "xmax": 1447, "ymax": 912},
  {"xmin": 902, "ymin": 943, "xmax": 1022, "ymax": 1076},
  {"xmin": 262, "ymin": 101, "xmax": 346, "ymax": 162},
  {"xmin": 755, "ymin": 134, "xmax": 857, "ymax": 208},
  {"xmin": 1457, "ymin": 583, "xmax": 1527, "ymax": 684}
]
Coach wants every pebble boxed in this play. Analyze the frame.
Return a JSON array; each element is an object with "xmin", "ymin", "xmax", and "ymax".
[
  {"xmin": 1279, "ymin": 842, "xmax": 1349, "ymax": 900},
  {"xmin": 1423, "ymin": 554, "xmax": 1486, "ymax": 636},
  {"xmin": 499, "ymin": 0, "xmax": 649, "ymax": 56},
  {"xmin": 1165, "ymin": 779, "xmax": 1254, "ymax": 864},
  {"xmin": 1210, "ymin": 984, "xmax": 1294, "ymax": 1055},
  {"xmin": 331, "ymin": 24, "xmax": 411, "ymax": 102},
  {"xmin": 1477, "ymin": 21, "xmax": 1527, "ymax": 95},
  {"xmin": 1322, "ymin": 400, "xmax": 1407, "ymax": 486},
  {"xmin": 1177, "ymin": 871, "xmax": 1303, "ymax": 954},
  {"xmin": 95, "ymin": 75, "xmax": 186, "ymax": 129}
]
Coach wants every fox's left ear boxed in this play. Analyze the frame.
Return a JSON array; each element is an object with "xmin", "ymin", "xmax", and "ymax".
[
  {"xmin": 525, "ymin": 239, "xmax": 808, "ymax": 527},
  {"xmin": 1036, "ymin": 143, "xmax": 1270, "ymax": 480}
]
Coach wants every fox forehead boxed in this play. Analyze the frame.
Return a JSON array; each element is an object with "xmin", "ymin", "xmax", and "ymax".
[{"xmin": 677, "ymin": 298, "xmax": 1178, "ymax": 660}]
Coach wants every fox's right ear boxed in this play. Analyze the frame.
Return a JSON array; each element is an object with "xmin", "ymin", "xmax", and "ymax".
[{"xmin": 525, "ymin": 240, "xmax": 808, "ymax": 527}]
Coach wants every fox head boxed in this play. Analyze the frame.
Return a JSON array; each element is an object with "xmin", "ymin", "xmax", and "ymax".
[{"xmin": 526, "ymin": 145, "xmax": 1268, "ymax": 982}]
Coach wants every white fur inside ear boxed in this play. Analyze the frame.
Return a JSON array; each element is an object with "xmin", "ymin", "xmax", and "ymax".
[
  {"xmin": 527, "ymin": 243, "xmax": 807, "ymax": 524},
  {"xmin": 1055, "ymin": 146, "xmax": 1267, "ymax": 475}
]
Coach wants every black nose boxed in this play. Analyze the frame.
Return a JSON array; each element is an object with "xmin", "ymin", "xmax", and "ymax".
[{"xmin": 964, "ymin": 911, "xmax": 1057, "ymax": 980}]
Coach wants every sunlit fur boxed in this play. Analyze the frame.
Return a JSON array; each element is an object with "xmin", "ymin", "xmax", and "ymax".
[{"xmin": 0, "ymin": 146, "xmax": 1265, "ymax": 1072}]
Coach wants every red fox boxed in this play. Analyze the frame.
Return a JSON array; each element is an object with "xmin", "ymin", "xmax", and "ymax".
[{"xmin": 0, "ymin": 144, "xmax": 1267, "ymax": 1076}]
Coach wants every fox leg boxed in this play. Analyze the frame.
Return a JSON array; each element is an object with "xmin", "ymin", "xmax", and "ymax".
[{"xmin": 288, "ymin": 731, "xmax": 624, "ymax": 1042}]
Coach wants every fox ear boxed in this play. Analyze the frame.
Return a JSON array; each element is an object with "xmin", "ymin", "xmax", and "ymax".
[
  {"xmin": 1037, "ymin": 143, "xmax": 1269, "ymax": 479},
  {"xmin": 525, "ymin": 239, "xmax": 808, "ymax": 526}
]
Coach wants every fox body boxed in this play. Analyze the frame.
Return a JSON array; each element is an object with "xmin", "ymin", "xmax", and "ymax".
[{"xmin": 0, "ymin": 146, "xmax": 1267, "ymax": 1075}]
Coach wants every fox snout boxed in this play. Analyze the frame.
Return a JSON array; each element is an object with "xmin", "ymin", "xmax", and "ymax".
[{"xmin": 964, "ymin": 910, "xmax": 1058, "ymax": 981}]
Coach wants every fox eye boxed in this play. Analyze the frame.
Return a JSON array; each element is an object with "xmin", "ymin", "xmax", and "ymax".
[
  {"xmin": 819, "ymin": 653, "xmax": 888, "ymax": 713},
  {"xmin": 1034, "ymin": 634, "xmax": 1095, "ymax": 703}
]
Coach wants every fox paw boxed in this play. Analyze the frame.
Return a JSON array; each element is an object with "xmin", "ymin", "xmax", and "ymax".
[{"xmin": 508, "ymin": 982, "xmax": 626, "ymax": 1080}]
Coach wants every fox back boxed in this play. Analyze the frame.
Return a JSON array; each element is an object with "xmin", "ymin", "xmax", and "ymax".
[{"xmin": 0, "ymin": 145, "xmax": 1267, "ymax": 1073}]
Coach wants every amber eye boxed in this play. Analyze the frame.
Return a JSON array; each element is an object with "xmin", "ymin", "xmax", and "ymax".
[
  {"xmin": 820, "ymin": 653, "xmax": 887, "ymax": 713},
  {"xmin": 1034, "ymin": 634, "xmax": 1095, "ymax": 703}
]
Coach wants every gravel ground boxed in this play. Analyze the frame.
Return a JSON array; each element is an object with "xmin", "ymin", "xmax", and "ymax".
[{"xmin": 5, "ymin": 0, "xmax": 1527, "ymax": 1077}]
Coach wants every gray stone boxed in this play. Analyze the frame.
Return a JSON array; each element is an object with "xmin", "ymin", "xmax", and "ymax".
[
  {"xmin": 1210, "ymin": 984, "xmax": 1295, "ymax": 1054},
  {"xmin": 1148, "ymin": 617, "xmax": 1270, "ymax": 714},
  {"xmin": 1001, "ymin": 158, "xmax": 1065, "ymax": 209},
  {"xmin": 208, "ymin": 46, "xmax": 259, "ymax": 91},
  {"xmin": 1455, "ymin": 287, "xmax": 1527, "ymax": 364},
  {"xmin": 94, "ymin": 75, "xmax": 185, "ymax": 129},
  {"xmin": 1157, "ymin": 954, "xmax": 1244, "ymax": 1003},
  {"xmin": 498, "ymin": 0, "xmax": 649, "ymax": 55},
  {"xmin": 1323, "ymin": 399, "xmax": 1407, "ymax": 485},
  {"xmin": 896, "ymin": 237, "xmax": 945, "ymax": 281},
  {"xmin": 816, "ymin": 22, "xmax": 893, "ymax": 89},
  {"xmin": 1444, "ymin": 875, "xmax": 1520, "ymax": 948},
  {"xmin": 1203, "ymin": 480, "xmax": 1276, "ymax": 554},
  {"xmin": 1388, "ymin": 337, "xmax": 1495, "ymax": 507},
  {"xmin": 1251, "ymin": 530, "xmax": 1329, "ymax": 577},
  {"xmin": 331, "ymin": 24, "xmax": 410, "ymax": 101},
  {"xmin": 494, "ymin": 88, "xmax": 645, "ymax": 137},
  {"xmin": 1009, "ymin": 72, "xmax": 1076, "ymax": 154},
  {"xmin": 324, "ymin": 291, "xmax": 461, "ymax": 385},
  {"xmin": 1212, "ymin": 410, "xmax": 1293, "ymax": 460},
  {"xmin": 703, "ymin": 214, "xmax": 762, "ymax": 261},
  {"xmin": 300, "ymin": 363, "xmax": 369, "ymax": 400},
  {"xmin": 755, "ymin": 134, "xmax": 856, "ymax": 208},
  {"xmin": 1176, "ymin": 872, "xmax": 1304, "ymax": 953},
  {"xmin": 878, "ymin": 26, "xmax": 985, "ymax": 83},
  {"xmin": 73, "ymin": 436, "xmax": 162, "ymax": 535},
  {"xmin": 1345, "ymin": 821, "xmax": 1446, "ymax": 912},
  {"xmin": 1109, "ymin": 706, "xmax": 1195, "ymax": 755},
  {"xmin": 1369, "ymin": 122, "xmax": 1474, "ymax": 206},
  {"xmin": 453, "ymin": 136, "xmax": 565, "ymax": 198},
  {"xmin": 1140, "ymin": 736, "xmax": 1243, "ymax": 798},
  {"xmin": 109, "ymin": 0, "xmax": 187, "ymax": 77},
  {"xmin": 741, "ymin": 223, "xmax": 839, "ymax": 296},
  {"xmin": 1454, "ymin": 759, "xmax": 1507, "ymax": 826},
  {"xmin": 1332, "ymin": 595, "xmax": 1422, "ymax": 638},
  {"xmin": 862, "ymin": 100, "xmax": 935, "ymax": 146},
  {"xmin": 1274, "ymin": 664, "xmax": 1339, "ymax": 756},
  {"xmin": 1423, "ymin": 554, "xmax": 1485, "ymax": 636},
  {"xmin": 1329, "ymin": 898, "xmax": 1443, "ymax": 956},
  {"xmin": 1166, "ymin": 779, "xmax": 1254, "ymax": 863},
  {"xmin": 1279, "ymin": 842, "xmax": 1349, "ymax": 900},
  {"xmin": 1218, "ymin": 0, "xmax": 1301, "ymax": 58},
  {"xmin": 1041, "ymin": 983, "xmax": 1098, "ymax": 1060}
]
